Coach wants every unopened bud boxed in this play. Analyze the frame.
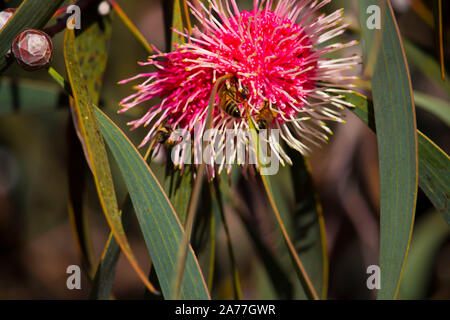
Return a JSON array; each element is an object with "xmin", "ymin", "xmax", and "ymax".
[
  {"xmin": 0, "ymin": 8, "xmax": 16, "ymax": 30},
  {"xmin": 11, "ymin": 29, "xmax": 53, "ymax": 71}
]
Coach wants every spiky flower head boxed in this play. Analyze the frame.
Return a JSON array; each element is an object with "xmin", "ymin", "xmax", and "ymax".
[{"xmin": 119, "ymin": 0, "xmax": 359, "ymax": 177}]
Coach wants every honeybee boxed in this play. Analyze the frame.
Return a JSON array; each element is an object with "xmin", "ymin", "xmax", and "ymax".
[
  {"xmin": 155, "ymin": 124, "xmax": 178, "ymax": 146},
  {"xmin": 255, "ymin": 101, "xmax": 275, "ymax": 130},
  {"xmin": 218, "ymin": 80, "xmax": 248, "ymax": 118}
]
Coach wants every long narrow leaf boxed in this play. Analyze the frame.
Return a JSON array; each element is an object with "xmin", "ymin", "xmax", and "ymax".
[
  {"xmin": 94, "ymin": 106, "xmax": 210, "ymax": 300},
  {"xmin": 68, "ymin": 2, "xmax": 113, "ymax": 280},
  {"xmin": 359, "ymin": 0, "xmax": 419, "ymax": 299},
  {"xmin": 89, "ymin": 196, "xmax": 134, "ymax": 299},
  {"xmin": 75, "ymin": 4, "xmax": 112, "ymax": 105},
  {"xmin": 165, "ymin": 165, "xmax": 192, "ymax": 225},
  {"xmin": 64, "ymin": 29, "xmax": 156, "ymax": 294},
  {"xmin": 417, "ymin": 135, "xmax": 450, "ymax": 224}
]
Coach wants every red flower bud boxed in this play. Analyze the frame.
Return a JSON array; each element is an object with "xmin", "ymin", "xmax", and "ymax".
[
  {"xmin": 11, "ymin": 29, "xmax": 53, "ymax": 71},
  {"xmin": 0, "ymin": 8, "xmax": 16, "ymax": 30}
]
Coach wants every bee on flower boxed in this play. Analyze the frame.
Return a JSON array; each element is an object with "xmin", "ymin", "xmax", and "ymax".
[{"xmin": 119, "ymin": 0, "xmax": 360, "ymax": 178}]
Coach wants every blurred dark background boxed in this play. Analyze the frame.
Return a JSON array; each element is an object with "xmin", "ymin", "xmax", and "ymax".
[{"xmin": 0, "ymin": 0, "xmax": 448, "ymax": 299}]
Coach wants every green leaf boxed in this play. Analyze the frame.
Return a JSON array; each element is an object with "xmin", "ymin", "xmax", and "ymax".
[
  {"xmin": 399, "ymin": 211, "xmax": 450, "ymax": 299},
  {"xmin": 94, "ymin": 106, "xmax": 210, "ymax": 300},
  {"xmin": 68, "ymin": 3, "xmax": 113, "ymax": 281},
  {"xmin": 0, "ymin": 0, "xmax": 64, "ymax": 72},
  {"xmin": 359, "ymin": 0, "xmax": 419, "ymax": 299},
  {"xmin": 414, "ymin": 91, "xmax": 450, "ymax": 127},
  {"xmin": 343, "ymin": 92, "xmax": 450, "ymax": 224},
  {"xmin": 417, "ymin": 135, "xmax": 450, "ymax": 224},
  {"xmin": 68, "ymin": 2, "xmax": 113, "ymax": 290},
  {"xmin": 75, "ymin": 4, "xmax": 112, "ymax": 105},
  {"xmin": 64, "ymin": 28, "xmax": 155, "ymax": 293},
  {"xmin": 89, "ymin": 233, "xmax": 119, "ymax": 300},
  {"xmin": 89, "ymin": 196, "xmax": 134, "ymax": 300}
]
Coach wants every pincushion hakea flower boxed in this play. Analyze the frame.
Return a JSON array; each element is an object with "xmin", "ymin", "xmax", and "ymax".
[
  {"xmin": 12, "ymin": 30, "xmax": 53, "ymax": 71},
  {"xmin": 119, "ymin": 0, "xmax": 359, "ymax": 177}
]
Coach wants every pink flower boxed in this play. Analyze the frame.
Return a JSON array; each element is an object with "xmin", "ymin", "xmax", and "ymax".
[{"xmin": 119, "ymin": 0, "xmax": 359, "ymax": 177}]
